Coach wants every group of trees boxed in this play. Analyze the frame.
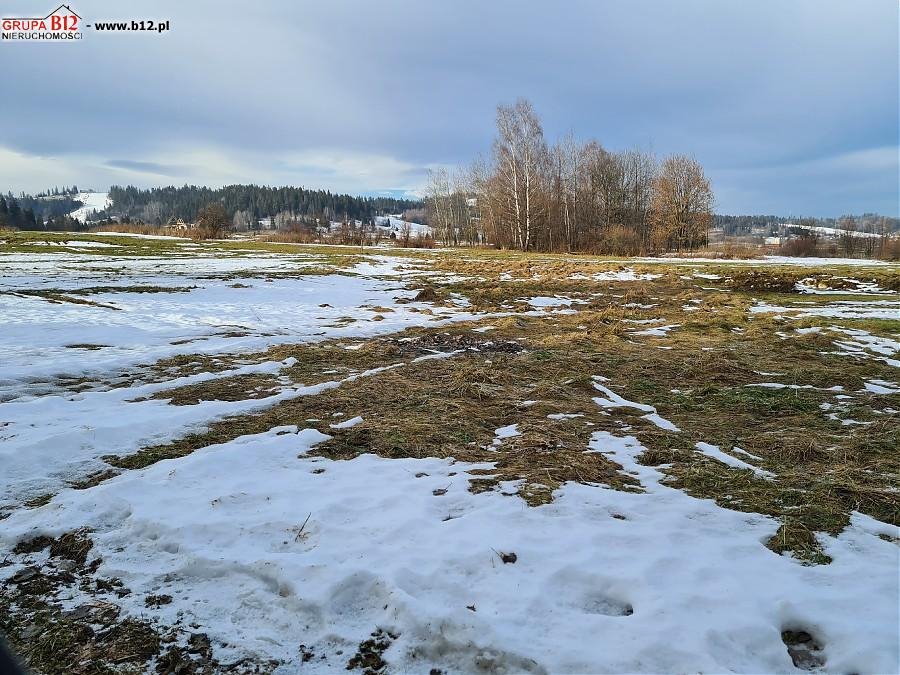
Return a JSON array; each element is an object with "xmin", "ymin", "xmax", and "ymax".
[
  {"xmin": 0, "ymin": 193, "xmax": 85, "ymax": 230},
  {"xmin": 0, "ymin": 195, "xmax": 83, "ymax": 231},
  {"xmin": 35, "ymin": 186, "xmax": 80, "ymax": 198},
  {"xmin": 715, "ymin": 213, "xmax": 899, "ymax": 238},
  {"xmin": 425, "ymin": 98, "xmax": 714, "ymax": 254},
  {"xmin": 106, "ymin": 184, "xmax": 420, "ymax": 228},
  {"xmin": 780, "ymin": 217, "xmax": 899, "ymax": 259},
  {"xmin": 0, "ymin": 196, "xmax": 39, "ymax": 230}
]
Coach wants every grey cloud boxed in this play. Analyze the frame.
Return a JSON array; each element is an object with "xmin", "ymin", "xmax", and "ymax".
[
  {"xmin": 0, "ymin": 0, "xmax": 896, "ymax": 215},
  {"xmin": 104, "ymin": 159, "xmax": 185, "ymax": 176}
]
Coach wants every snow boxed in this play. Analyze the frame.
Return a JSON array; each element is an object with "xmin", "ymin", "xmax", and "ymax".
[
  {"xmin": 93, "ymin": 231, "xmax": 190, "ymax": 241},
  {"xmin": 0, "ymin": 252, "xmax": 477, "ymax": 390},
  {"xmin": 373, "ymin": 215, "xmax": 433, "ymax": 238},
  {"xmin": 591, "ymin": 378, "xmax": 680, "ymax": 431},
  {"xmin": 760, "ymin": 255, "xmax": 891, "ymax": 266},
  {"xmin": 28, "ymin": 239, "xmax": 119, "ymax": 248},
  {"xmin": 68, "ymin": 191, "xmax": 111, "ymax": 222},
  {"xmin": 796, "ymin": 278, "xmax": 895, "ymax": 295},
  {"xmin": 732, "ymin": 446, "xmax": 764, "ymax": 461},
  {"xmin": 791, "ymin": 224, "xmax": 882, "ymax": 239},
  {"xmin": 630, "ymin": 323, "xmax": 679, "ymax": 337},
  {"xmin": 1, "ymin": 422, "xmax": 896, "ymax": 674},
  {"xmin": 490, "ymin": 423, "xmax": 521, "ymax": 449},
  {"xmin": 526, "ymin": 295, "xmax": 574, "ymax": 308},
  {"xmin": 695, "ymin": 441, "xmax": 775, "ymax": 479},
  {"xmin": 330, "ymin": 415, "xmax": 364, "ymax": 429},
  {"xmin": 863, "ymin": 379, "xmax": 900, "ymax": 394},
  {"xmin": 493, "ymin": 423, "xmax": 520, "ymax": 440},
  {"xmin": 0, "ymin": 249, "xmax": 504, "ymax": 507},
  {"xmin": 629, "ymin": 255, "xmax": 893, "ymax": 267},
  {"xmin": 1, "ymin": 245, "xmax": 898, "ymax": 674},
  {"xmin": 747, "ymin": 383, "xmax": 843, "ymax": 392},
  {"xmin": 751, "ymin": 299, "xmax": 900, "ymax": 320},
  {"xmin": 569, "ymin": 268, "xmax": 661, "ymax": 282}
]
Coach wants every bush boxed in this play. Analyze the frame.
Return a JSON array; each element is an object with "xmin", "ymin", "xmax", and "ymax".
[
  {"xmin": 877, "ymin": 237, "xmax": 900, "ymax": 261},
  {"xmin": 394, "ymin": 234, "xmax": 435, "ymax": 249},
  {"xmin": 601, "ymin": 225, "xmax": 643, "ymax": 256},
  {"xmin": 780, "ymin": 236, "xmax": 819, "ymax": 257}
]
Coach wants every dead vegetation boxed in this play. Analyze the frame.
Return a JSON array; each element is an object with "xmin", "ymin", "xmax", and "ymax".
[
  {"xmin": 1, "ymin": 247, "xmax": 898, "ymax": 674},
  {"xmin": 1, "ymin": 528, "xmax": 269, "ymax": 674},
  {"xmin": 91, "ymin": 258, "xmax": 899, "ymax": 564},
  {"xmin": 148, "ymin": 373, "xmax": 285, "ymax": 406}
]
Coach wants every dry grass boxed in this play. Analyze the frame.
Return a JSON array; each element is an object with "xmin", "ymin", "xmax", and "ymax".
[
  {"xmin": 134, "ymin": 261, "xmax": 900, "ymax": 559},
  {"xmin": 3, "ymin": 249, "xmax": 898, "ymax": 674},
  {"xmin": 0, "ymin": 526, "xmax": 273, "ymax": 674},
  {"xmin": 148, "ymin": 373, "xmax": 285, "ymax": 406},
  {"xmin": 106, "ymin": 332, "xmax": 639, "ymax": 503},
  {"xmin": 19, "ymin": 252, "xmax": 896, "ymax": 566}
]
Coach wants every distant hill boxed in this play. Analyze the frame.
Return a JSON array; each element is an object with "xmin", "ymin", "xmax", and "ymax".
[
  {"xmin": 67, "ymin": 191, "xmax": 111, "ymax": 222},
  {"xmin": 104, "ymin": 184, "xmax": 423, "ymax": 227},
  {"xmin": 714, "ymin": 213, "xmax": 900, "ymax": 237}
]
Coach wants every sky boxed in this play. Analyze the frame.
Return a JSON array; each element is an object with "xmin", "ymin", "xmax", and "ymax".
[{"xmin": 1, "ymin": 0, "xmax": 897, "ymax": 216}]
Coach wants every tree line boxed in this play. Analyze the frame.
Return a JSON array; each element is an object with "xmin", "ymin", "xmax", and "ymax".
[
  {"xmin": 106, "ymin": 184, "xmax": 420, "ymax": 227},
  {"xmin": 426, "ymin": 98, "xmax": 714, "ymax": 254},
  {"xmin": 0, "ymin": 195, "xmax": 84, "ymax": 231},
  {"xmin": 715, "ymin": 213, "xmax": 899, "ymax": 237}
]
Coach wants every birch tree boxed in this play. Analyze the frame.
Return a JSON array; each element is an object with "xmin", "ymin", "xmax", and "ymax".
[{"xmin": 494, "ymin": 99, "xmax": 547, "ymax": 250}]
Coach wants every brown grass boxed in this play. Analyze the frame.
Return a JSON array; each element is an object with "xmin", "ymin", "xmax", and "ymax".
[{"xmin": 43, "ymin": 256, "xmax": 900, "ymax": 564}]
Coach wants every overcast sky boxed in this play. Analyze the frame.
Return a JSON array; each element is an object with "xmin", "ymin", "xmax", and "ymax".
[{"xmin": 2, "ymin": 0, "xmax": 897, "ymax": 216}]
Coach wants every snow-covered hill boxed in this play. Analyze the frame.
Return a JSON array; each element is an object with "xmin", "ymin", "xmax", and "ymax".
[
  {"xmin": 326, "ymin": 215, "xmax": 433, "ymax": 238},
  {"xmin": 792, "ymin": 223, "xmax": 883, "ymax": 239},
  {"xmin": 374, "ymin": 215, "xmax": 433, "ymax": 237},
  {"xmin": 68, "ymin": 191, "xmax": 111, "ymax": 222}
]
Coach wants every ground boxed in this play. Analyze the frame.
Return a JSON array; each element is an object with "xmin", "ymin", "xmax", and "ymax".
[{"xmin": 0, "ymin": 230, "xmax": 897, "ymax": 674}]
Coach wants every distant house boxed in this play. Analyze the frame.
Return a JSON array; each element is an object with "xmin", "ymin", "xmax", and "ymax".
[{"xmin": 167, "ymin": 218, "xmax": 192, "ymax": 231}]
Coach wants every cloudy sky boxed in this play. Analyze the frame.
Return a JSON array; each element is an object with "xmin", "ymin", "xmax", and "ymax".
[{"xmin": 2, "ymin": 0, "xmax": 897, "ymax": 216}]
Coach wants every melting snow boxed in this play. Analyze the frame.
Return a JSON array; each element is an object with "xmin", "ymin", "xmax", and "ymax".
[
  {"xmin": 591, "ymin": 378, "xmax": 680, "ymax": 431},
  {"xmin": 695, "ymin": 441, "xmax": 775, "ymax": 479},
  {"xmin": 330, "ymin": 415, "xmax": 363, "ymax": 429}
]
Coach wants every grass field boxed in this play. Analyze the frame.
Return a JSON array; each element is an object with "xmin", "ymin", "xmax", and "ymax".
[{"xmin": 0, "ymin": 232, "xmax": 897, "ymax": 674}]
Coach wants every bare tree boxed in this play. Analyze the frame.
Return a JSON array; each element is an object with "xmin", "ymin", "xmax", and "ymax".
[
  {"xmin": 232, "ymin": 209, "xmax": 252, "ymax": 231},
  {"xmin": 195, "ymin": 203, "xmax": 229, "ymax": 240},
  {"xmin": 839, "ymin": 216, "xmax": 858, "ymax": 257},
  {"xmin": 457, "ymin": 100, "xmax": 716, "ymax": 255},
  {"xmin": 560, "ymin": 133, "xmax": 582, "ymax": 251},
  {"xmin": 493, "ymin": 99, "xmax": 548, "ymax": 250},
  {"xmin": 649, "ymin": 156, "xmax": 714, "ymax": 252},
  {"xmin": 399, "ymin": 220, "xmax": 412, "ymax": 247},
  {"xmin": 621, "ymin": 149, "xmax": 657, "ymax": 253}
]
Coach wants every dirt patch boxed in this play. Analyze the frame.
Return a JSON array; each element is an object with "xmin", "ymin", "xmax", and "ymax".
[
  {"xmin": 781, "ymin": 629, "xmax": 826, "ymax": 670},
  {"xmin": 48, "ymin": 530, "xmax": 94, "ymax": 566},
  {"xmin": 347, "ymin": 628, "xmax": 398, "ymax": 674},
  {"xmin": 1, "ymin": 531, "xmax": 269, "ymax": 675},
  {"xmin": 148, "ymin": 373, "xmax": 285, "ymax": 406},
  {"xmin": 69, "ymin": 469, "xmax": 121, "ymax": 490}
]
